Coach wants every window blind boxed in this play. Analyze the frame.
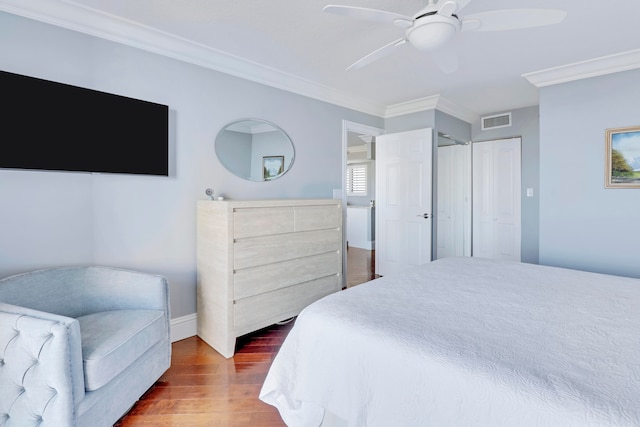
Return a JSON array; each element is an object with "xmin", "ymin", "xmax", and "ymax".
[{"xmin": 346, "ymin": 164, "xmax": 367, "ymax": 195}]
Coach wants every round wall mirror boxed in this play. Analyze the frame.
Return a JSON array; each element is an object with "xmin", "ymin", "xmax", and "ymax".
[{"xmin": 215, "ymin": 119, "xmax": 295, "ymax": 182}]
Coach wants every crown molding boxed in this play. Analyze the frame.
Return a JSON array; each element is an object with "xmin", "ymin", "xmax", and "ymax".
[
  {"xmin": 523, "ymin": 49, "xmax": 640, "ymax": 88},
  {"xmin": 0, "ymin": 0, "xmax": 481, "ymax": 122},
  {"xmin": 385, "ymin": 95, "xmax": 477, "ymax": 124},
  {"xmin": 0, "ymin": 0, "xmax": 386, "ymax": 117},
  {"xmin": 433, "ymin": 96, "xmax": 478, "ymax": 124},
  {"xmin": 385, "ymin": 95, "xmax": 440, "ymax": 118}
]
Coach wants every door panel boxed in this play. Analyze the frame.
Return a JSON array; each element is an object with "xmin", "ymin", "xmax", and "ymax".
[
  {"xmin": 472, "ymin": 138, "xmax": 521, "ymax": 261},
  {"xmin": 437, "ymin": 146, "xmax": 453, "ymax": 257},
  {"xmin": 437, "ymin": 143, "xmax": 471, "ymax": 258},
  {"xmin": 384, "ymin": 220, "xmax": 401, "ymax": 263},
  {"xmin": 376, "ymin": 128, "xmax": 433, "ymax": 276}
]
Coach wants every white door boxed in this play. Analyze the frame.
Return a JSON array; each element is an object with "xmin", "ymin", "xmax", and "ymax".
[
  {"xmin": 472, "ymin": 137, "xmax": 521, "ymax": 261},
  {"xmin": 376, "ymin": 128, "xmax": 433, "ymax": 276},
  {"xmin": 437, "ymin": 143, "xmax": 471, "ymax": 258}
]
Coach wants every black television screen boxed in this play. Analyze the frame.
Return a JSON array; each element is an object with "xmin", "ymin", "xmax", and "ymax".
[{"xmin": 0, "ymin": 70, "xmax": 169, "ymax": 176}]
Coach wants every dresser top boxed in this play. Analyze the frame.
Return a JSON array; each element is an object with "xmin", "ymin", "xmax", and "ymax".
[{"xmin": 197, "ymin": 198, "xmax": 341, "ymax": 208}]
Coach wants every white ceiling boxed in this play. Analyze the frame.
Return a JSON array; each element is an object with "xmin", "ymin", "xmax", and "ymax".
[{"xmin": 3, "ymin": 0, "xmax": 640, "ymax": 121}]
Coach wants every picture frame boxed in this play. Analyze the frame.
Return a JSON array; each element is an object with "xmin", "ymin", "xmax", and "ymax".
[
  {"xmin": 605, "ymin": 126, "xmax": 640, "ymax": 188},
  {"xmin": 263, "ymin": 155, "xmax": 285, "ymax": 180}
]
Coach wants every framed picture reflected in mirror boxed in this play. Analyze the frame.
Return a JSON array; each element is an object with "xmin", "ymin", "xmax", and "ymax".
[{"xmin": 263, "ymin": 155, "xmax": 284, "ymax": 181}]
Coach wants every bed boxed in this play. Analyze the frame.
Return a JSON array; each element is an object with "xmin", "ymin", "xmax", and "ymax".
[{"xmin": 259, "ymin": 257, "xmax": 640, "ymax": 426}]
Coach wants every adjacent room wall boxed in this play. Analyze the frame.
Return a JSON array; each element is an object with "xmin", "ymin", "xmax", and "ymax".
[
  {"xmin": 538, "ymin": 69, "xmax": 640, "ymax": 278},
  {"xmin": 0, "ymin": 12, "xmax": 383, "ymax": 318}
]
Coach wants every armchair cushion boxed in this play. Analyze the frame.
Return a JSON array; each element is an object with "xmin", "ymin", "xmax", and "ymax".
[{"xmin": 78, "ymin": 309, "xmax": 166, "ymax": 391}]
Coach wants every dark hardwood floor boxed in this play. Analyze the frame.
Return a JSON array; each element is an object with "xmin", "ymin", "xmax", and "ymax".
[
  {"xmin": 115, "ymin": 322, "xmax": 293, "ymax": 426},
  {"xmin": 346, "ymin": 246, "xmax": 378, "ymax": 288},
  {"xmin": 115, "ymin": 247, "xmax": 375, "ymax": 427}
]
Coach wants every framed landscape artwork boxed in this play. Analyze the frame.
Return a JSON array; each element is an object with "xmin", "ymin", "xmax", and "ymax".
[
  {"xmin": 263, "ymin": 155, "xmax": 285, "ymax": 180},
  {"xmin": 605, "ymin": 126, "xmax": 640, "ymax": 188}
]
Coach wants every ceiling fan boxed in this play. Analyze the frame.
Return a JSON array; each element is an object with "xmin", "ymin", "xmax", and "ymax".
[{"xmin": 323, "ymin": 0, "xmax": 567, "ymax": 71}]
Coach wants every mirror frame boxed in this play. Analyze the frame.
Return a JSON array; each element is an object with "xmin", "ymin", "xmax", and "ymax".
[{"xmin": 215, "ymin": 118, "xmax": 295, "ymax": 182}]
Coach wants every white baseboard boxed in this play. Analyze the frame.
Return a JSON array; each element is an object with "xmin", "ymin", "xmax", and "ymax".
[
  {"xmin": 348, "ymin": 240, "xmax": 375, "ymax": 250},
  {"xmin": 170, "ymin": 313, "xmax": 197, "ymax": 342}
]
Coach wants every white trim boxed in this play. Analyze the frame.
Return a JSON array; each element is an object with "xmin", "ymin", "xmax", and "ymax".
[
  {"xmin": 341, "ymin": 120, "xmax": 384, "ymax": 288},
  {"xmin": 0, "ymin": 0, "xmax": 482, "ymax": 120},
  {"xmin": 347, "ymin": 239, "xmax": 375, "ymax": 250},
  {"xmin": 170, "ymin": 313, "xmax": 197, "ymax": 342},
  {"xmin": 434, "ymin": 96, "xmax": 478, "ymax": 124},
  {"xmin": 0, "ymin": 0, "xmax": 385, "ymax": 117},
  {"xmin": 11, "ymin": 1, "xmax": 636, "ymax": 119},
  {"xmin": 385, "ymin": 95, "xmax": 440, "ymax": 118},
  {"xmin": 384, "ymin": 95, "xmax": 478, "ymax": 123},
  {"xmin": 523, "ymin": 49, "xmax": 640, "ymax": 88}
]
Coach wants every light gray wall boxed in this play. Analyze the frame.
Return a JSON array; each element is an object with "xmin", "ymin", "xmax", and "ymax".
[
  {"xmin": 538, "ymin": 69, "xmax": 640, "ymax": 278},
  {"xmin": 435, "ymin": 110, "xmax": 472, "ymax": 144},
  {"xmin": 384, "ymin": 109, "xmax": 472, "ymax": 142},
  {"xmin": 0, "ymin": 12, "xmax": 383, "ymax": 318},
  {"xmin": 472, "ymin": 106, "xmax": 540, "ymax": 264},
  {"xmin": 384, "ymin": 110, "xmax": 436, "ymax": 134}
]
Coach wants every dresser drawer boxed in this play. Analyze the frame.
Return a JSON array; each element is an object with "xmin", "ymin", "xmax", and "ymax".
[
  {"xmin": 234, "ymin": 229, "xmax": 341, "ymax": 270},
  {"xmin": 234, "ymin": 275, "xmax": 340, "ymax": 336},
  {"xmin": 293, "ymin": 205, "xmax": 341, "ymax": 231},
  {"xmin": 233, "ymin": 207, "xmax": 294, "ymax": 239},
  {"xmin": 234, "ymin": 251, "xmax": 341, "ymax": 300},
  {"xmin": 234, "ymin": 204, "xmax": 341, "ymax": 239}
]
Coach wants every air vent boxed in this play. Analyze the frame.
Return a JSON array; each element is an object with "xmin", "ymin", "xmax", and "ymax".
[{"xmin": 481, "ymin": 112, "xmax": 512, "ymax": 130}]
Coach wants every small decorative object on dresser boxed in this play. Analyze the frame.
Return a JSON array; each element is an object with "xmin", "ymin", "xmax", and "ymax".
[{"xmin": 196, "ymin": 198, "xmax": 343, "ymax": 358}]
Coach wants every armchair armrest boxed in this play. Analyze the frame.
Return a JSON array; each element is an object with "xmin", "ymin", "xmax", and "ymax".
[
  {"xmin": 0, "ymin": 266, "xmax": 170, "ymax": 319},
  {"xmin": 0, "ymin": 302, "xmax": 85, "ymax": 425},
  {"xmin": 81, "ymin": 267, "xmax": 170, "ymax": 315}
]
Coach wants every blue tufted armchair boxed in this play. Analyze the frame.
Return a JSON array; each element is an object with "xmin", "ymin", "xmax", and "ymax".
[{"xmin": 0, "ymin": 266, "xmax": 171, "ymax": 427}]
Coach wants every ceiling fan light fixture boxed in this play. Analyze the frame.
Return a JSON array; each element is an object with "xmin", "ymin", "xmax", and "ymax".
[{"xmin": 407, "ymin": 16, "xmax": 461, "ymax": 50}]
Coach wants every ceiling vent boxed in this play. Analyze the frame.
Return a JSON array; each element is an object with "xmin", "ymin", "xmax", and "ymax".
[{"xmin": 481, "ymin": 112, "xmax": 512, "ymax": 130}]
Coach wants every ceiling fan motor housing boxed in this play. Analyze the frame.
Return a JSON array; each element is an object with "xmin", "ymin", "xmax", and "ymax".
[{"xmin": 407, "ymin": 14, "xmax": 461, "ymax": 50}]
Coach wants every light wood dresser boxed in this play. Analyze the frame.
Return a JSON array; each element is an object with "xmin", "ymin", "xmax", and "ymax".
[{"xmin": 196, "ymin": 198, "xmax": 343, "ymax": 357}]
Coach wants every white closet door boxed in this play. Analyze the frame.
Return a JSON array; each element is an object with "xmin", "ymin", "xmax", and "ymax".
[
  {"xmin": 437, "ymin": 144, "xmax": 471, "ymax": 259},
  {"xmin": 472, "ymin": 138, "xmax": 521, "ymax": 261}
]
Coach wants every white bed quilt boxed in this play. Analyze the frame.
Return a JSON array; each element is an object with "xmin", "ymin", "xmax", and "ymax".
[{"xmin": 260, "ymin": 257, "xmax": 640, "ymax": 426}]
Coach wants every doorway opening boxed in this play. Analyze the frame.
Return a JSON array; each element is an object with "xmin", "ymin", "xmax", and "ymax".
[{"xmin": 341, "ymin": 121, "xmax": 383, "ymax": 288}]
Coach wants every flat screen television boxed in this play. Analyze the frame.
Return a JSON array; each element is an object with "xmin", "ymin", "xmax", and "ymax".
[{"xmin": 0, "ymin": 70, "xmax": 169, "ymax": 176}]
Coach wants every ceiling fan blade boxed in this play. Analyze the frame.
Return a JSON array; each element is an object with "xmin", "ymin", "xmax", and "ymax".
[
  {"xmin": 461, "ymin": 9, "xmax": 567, "ymax": 32},
  {"xmin": 346, "ymin": 38, "xmax": 407, "ymax": 71},
  {"xmin": 323, "ymin": 5, "xmax": 412, "ymax": 25},
  {"xmin": 437, "ymin": 1, "xmax": 459, "ymax": 17},
  {"xmin": 461, "ymin": 18, "xmax": 481, "ymax": 31},
  {"xmin": 455, "ymin": 0, "xmax": 473, "ymax": 12},
  {"xmin": 431, "ymin": 47, "xmax": 459, "ymax": 74}
]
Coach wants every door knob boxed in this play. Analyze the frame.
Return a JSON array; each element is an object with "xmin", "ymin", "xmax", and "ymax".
[{"xmin": 416, "ymin": 213, "xmax": 430, "ymax": 219}]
